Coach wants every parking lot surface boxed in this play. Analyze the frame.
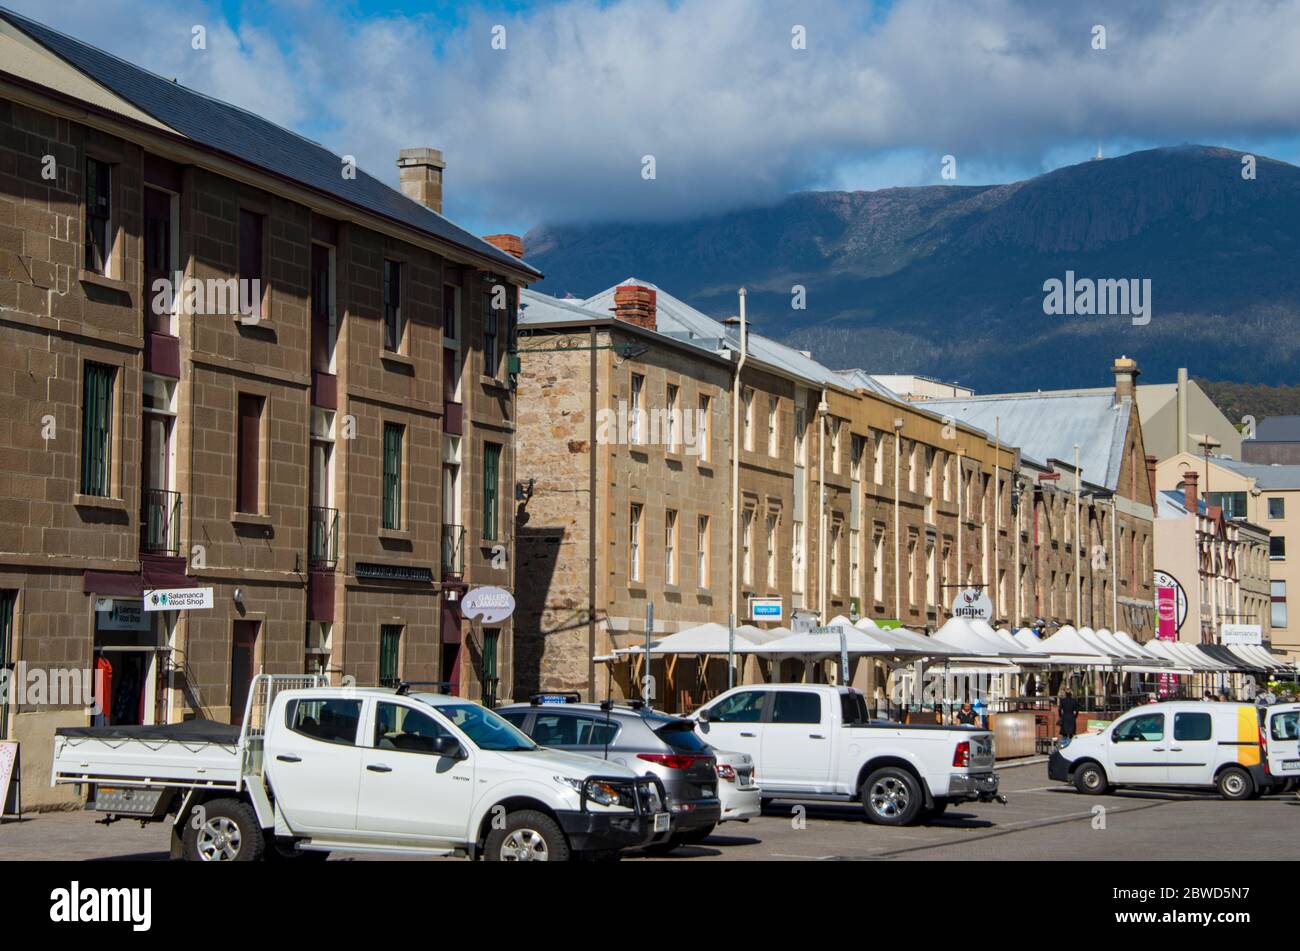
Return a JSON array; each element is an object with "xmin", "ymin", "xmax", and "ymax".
[{"xmin": 2, "ymin": 761, "xmax": 1294, "ymax": 861}]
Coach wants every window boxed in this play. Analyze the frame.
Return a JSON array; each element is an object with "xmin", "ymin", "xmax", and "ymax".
[
  {"xmin": 383, "ymin": 423, "xmax": 404, "ymax": 530},
  {"xmin": 831, "ymin": 420, "xmax": 841, "ymax": 473},
  {"xmin": 697, "ymin": 394, "xmax": 711, "ymax": 461},
  {"xmin": 1269, "ymin": 497, "xmax": 1286, "ymax": 520},
  {"xmin": 793, "ymin": 521, "xmax": 805, "ymax": 594},
  {"xmin": 439, "ymin": 703, "xmax": 536, "ymax": 751},
  {"xmin": 310, "ymin": 243, "xmax": 336, "ymax": 371},
  {"xmin": 236, "ymin": 394, "xmax": 263, "ymax": 514},
  {"xmin": 666, "ymin": 384, "xmax": 679, "ymax": 452},
  {"xmin": 771, "ymin": 692, "xmax": 822, "ymax": 724},
  {"xmin": 80, "ymin": 362, "xmax": 116, "ymax": 496},
  {"xmin": 766, "ymin": 514, "xmax": 777, "ymax": 586},
  {"xmin": 794, "ymin": 407, "xmax": 807, "ymax": 467},
  {"xmin": 382, "ymin": 259, "xmax": 403, "ymax": 351},
  {"xmin": 1271, "ymin": 536, "xmax": 1286, "ymax": 560},
  {"xmin": 872, "ymin": 527, "xmax": 885, "ymax": 602},
  {"xmin": 767, "ymin": 397, "xmax": 778, "ymax": 456},
  {"xmin": 529, "ymin": 712, "xmax": 620, "ymax": 748},
  {"xmin": 924, "ymin": 446, "xmax": 935, "ymax": 498},
  {"xmin": 850, "ymin": 528, "xmax": 861, "ymax": 598},
  {"xmin": 743, "ymin": 387, "xmax": 754, "ymax": 451},
  {"xmin": 84, "ymin": 157, "xmax": 112, "ymax": 274},
  {"xmin": 830, "ymin": 523, "xmax": 841, "ymax": 594},
  {"xmin": 143, "ymin": 187, "xmax": 175, "ymax": 334},
  {"xmin": 742, "ymin": 509, "xmax": 754, "ymax": 585},
  {"xmin": 1273, "ymin": 580, "xmax": 1287, "ymax": 629},
  {"xmin": 483, "ymin": 442, "xmax": 501, "ymax": 541},
  {"xmin": 1206, "ymin": 491, "xmax": 1248, "ymax": 519},
  {"xmin": 481, "ymin": 628, "xmax": 500, "ymax": 708},
  {"xmin": 697, "ymin": 515, "xmax": 710, "ymax": 588},
  {"xmin": 379, "ymin": 625, "xmax": 402, "ymax": 687},
  {"xmin": 1271, "ymin": 711, "xmax": 1298, "ymax": 742},
  {"xmin": 238, "ymin": 209, "xmax": 264, "ymax": 321},
  {"xmin": 1112, "ymin": 713, "xmax": 1164, "ymax": 743},
  {"xmin": 665, "ymin": 509, "xmax": 678, "ymax": 585},
  {"xmin": 288, "ymin": 697, "xmax": 361, "ymax": 745},
  {"xmin": 1173, "ymin": 712, "xmax": 1213, "ymax": 742},
  {"xmin": 630, "ymin": 374, "xmax": 644, "ymax": 444},
  {"xmin": 709, "ymin": 690, "xmax": 766, "ymax": 723},
  {"xmin": 484, "ymin": 291, "xmax": 499, "ymax": 377},
  {"xmin": 442, "ymin": 284, "xmax": 462, "ymax": 402},
  {"xmin": 851, "ymin": 434, "xmax": 863, "ymax": 482},
  {"xmin": 872, "ymin": 430, "xmax": 884, "ymax": 484},
  {"xmin": 375, "ymin": 702, "xmax": 454, "ymax": 755},
  {"xmin": 629, "ymin": 503, "xmax": 643, "ymax": 582}
]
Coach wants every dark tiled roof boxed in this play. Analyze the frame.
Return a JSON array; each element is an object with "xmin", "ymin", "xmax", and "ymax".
[{"xmin": 0, "ymin": 7, "xmax": 539, "ymax": 279}]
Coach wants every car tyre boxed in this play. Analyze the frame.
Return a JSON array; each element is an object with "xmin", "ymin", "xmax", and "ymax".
[
  {"xmin": 920, "ymin": 799, "xmax": 950, "ymax": 820},
  {"xmin": 1073, "ymin": 761, "xmax": 1109, "ymax": 795},
  {"xmin": 181, "ymin": 798, "xmax": 265, "ymax": 862},
  {"xmin": 484, "ymin": 810, "xmax": 571, "ymax": 862},
  {"xmin": 1216, "ymin": 766, "xmax": 1254, "ymax": 801},
  {"xmin": 861, "ymin": 767, "xmax": 923, "ymax": 826}
]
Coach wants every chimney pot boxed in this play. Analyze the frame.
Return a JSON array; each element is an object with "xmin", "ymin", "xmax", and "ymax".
[
  {"xmin": 483, "ymin": 234, "xmax": 525, "ymax": 259},
  {"xmin": 1182, "ymin": 469, "xmax": 1200, "ymax": 512},
  {"xmin": 1111, "ymin": 355, "xmax": 1141, "ymax": 405},
  {"xmin": 614, "ymin": 284, "xmax": 657, "ymax": 331},
  {"xmin": 397, "ymin": 147, "xmax": 446, "ymax": 214}
]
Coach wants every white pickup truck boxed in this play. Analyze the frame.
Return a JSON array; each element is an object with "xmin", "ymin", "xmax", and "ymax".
[
  {"xmin": 51, "ymin": 676, "xmax": 668, "ymax": 862},
  {"xmin": 693, "ymin": 684, "xmax": 1002, "ymax": 824}
]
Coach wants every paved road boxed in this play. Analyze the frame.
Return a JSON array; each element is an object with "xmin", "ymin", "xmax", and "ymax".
[{"xmin": 2, "ymin": 761, "xmax": 1293, "ymax": 861}]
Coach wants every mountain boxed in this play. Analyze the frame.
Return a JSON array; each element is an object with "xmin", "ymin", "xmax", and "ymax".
[{"xmin": 524, "ymin": 146, "xmax": 1300, "ymax": 392}]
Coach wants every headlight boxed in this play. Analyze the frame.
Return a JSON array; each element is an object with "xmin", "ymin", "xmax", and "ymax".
[
  {"xmin": 554, "ymin": 775, "xmax": 584, "ymax": 794},
  {"xmin": 553, "ymin": 775, "xmax": 626, "ymax": 807}
]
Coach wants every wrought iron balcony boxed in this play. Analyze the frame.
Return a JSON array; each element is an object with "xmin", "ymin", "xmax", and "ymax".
[
  {"xmin": 141, "ymin": 488, "xmax": 181, "ymax": 555},
  {"xmin": 442, "ymin": 523, "xmax": 465, "ymax": 579},
  {"xmin": 309, "ymin": 506, "xmax": 339, "ymax": 568}
]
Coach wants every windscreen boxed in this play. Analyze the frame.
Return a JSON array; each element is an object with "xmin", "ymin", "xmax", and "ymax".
[
  {"xmin": 648, "ymin": 714, "xmax": 711, "ymax": 752},
  {"xmin": 437, "ymin": 703, "xmax": 537, "ymax": 751}
]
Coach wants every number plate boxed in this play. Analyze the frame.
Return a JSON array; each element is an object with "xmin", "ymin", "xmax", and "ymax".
[
  {"xmin": 653, "ymin": 812, "xmax": 670, "ymax": 833},
  {"xmin": 1282, "ymin": 759, "xmax": 1300, "ymax": 770}
]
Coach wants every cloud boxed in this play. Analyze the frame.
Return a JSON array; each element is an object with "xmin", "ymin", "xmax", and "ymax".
[{"xmin": 10, "ymin": 0, "xmax": 1300, "ymax": 228}]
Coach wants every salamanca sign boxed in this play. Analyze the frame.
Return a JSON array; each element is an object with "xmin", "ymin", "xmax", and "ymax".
[{"xmin": 460, "ymin": 586, "xmax": 516, "ymax": 624}]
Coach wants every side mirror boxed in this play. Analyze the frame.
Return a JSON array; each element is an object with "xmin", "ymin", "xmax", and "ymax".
[
  {"xmin": 698, "ymin": 708, "xmax": 713, "ymax": 723},
  {"xmin": 434, "ymin": 736, "xmax": 465, "ymax": 759}
]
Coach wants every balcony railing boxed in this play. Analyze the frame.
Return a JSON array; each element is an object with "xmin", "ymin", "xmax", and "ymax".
[
  {"xmin": 309, "ymin": 506, "xmax": 339, "ymax": 568},
  {"xmin": 442, "ymin": 523, "xmax": 465, "ymax": 579},
  {"xmin": 141, "ymin": 488, "xmax": 181, "ymax": 555}
]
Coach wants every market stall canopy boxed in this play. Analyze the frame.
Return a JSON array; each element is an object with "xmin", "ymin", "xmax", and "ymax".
[
  {"xmin": 1198, "ymin": 643, "xmax": 1267, "ymax": 674},
  {"xmin": 852, "ymin": 618, "xmax": 969, "ymax": 658},
  {"xmin": 1014, "ymin": 628, "xmax": 1046, "ymax": 651},
  {"xmin": 930, "ymin": 617, "xmax": 1024, "ymax": 659},
  {"xmin": 614, "ymin": 622, "xmax": 761, "ymax": 655},
  {"xmin": 1111, "ymin": 630, "xmax": 1169, "ymax": 664},
  {"xmin": 736, "ymin": 624, "xmax": 795, "ymax": 645},
  {"xmin": 1037, "ymin": 625, "xmax": 1124, "ymax": 666},
  {"xmin": 1145, "ymin": 640, "xmax": 1230, "ymax": 671},
  {"xmin": 752, "ymin": 622, "xmax": 931, "ymax": 658},
  {"xmin": 1232, "ymin": 645, "xmax": 1290, "ymax": 671},
  {"xmin": 1084, "ymin": 627, "xmax": 1150, "ymax": 662}
]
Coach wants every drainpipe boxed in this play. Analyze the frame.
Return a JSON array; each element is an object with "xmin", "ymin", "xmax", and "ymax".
[
  {"xmin": 1110, "ymin": 495, "xmax": 1119, "ymax": 630},
  {"xmin": 893, "ymin": 419, "xmax": 903, "ymax": 620},
  {"xmin": 818, "ymin": 390, "xmax": 828, "ymax": 621},
  {"xmin": 1074, "ymin": 444, "xmax": 1082, "ymax": 624},
  {"xmin": 994, "ymin": 418, "xmax": 1001, "ymax": 618},
  {"xmin": 1013, "ymin": 474, "xmax": 1022, "ymax": 627},
  {"xmin": 957, "ymin": 449, "xmax": 965, "ymax": 592},
  {"xmin": 730, "ymin": 289, "xmax": 747, "ymax": 627}
]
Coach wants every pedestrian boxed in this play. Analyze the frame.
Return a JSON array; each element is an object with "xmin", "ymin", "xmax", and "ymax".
[
  {"xmin": 1202, "ymin": 691, "xmax": 1214, "ymax": 702},
  {"xmin": 1217, "ymin": 692, "xmax": 1229, "ymax": 702},
  {"xmin": 1058, "ymin": 688, "xmax": 1079, "ymax": 744},
  {"xmin": 954, "ymin": 701, "xmax": 978, "ymax": 726}
]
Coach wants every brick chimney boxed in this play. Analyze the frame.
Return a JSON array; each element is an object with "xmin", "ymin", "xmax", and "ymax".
[
  {"xmin": 1111, "ymin": 355, "xmax": 1140, "ymax": 405},
  {"xmin": 614, "ymin": 284, "xmax": 657, "ymax": 330},
  {"xmin": 1145, "ymin": 453, "xmax": 1158, "ymax": 507},
  {"xmin": 397, "ymin": 147, "xmax": 446, "ymax": 214},
  {"xmin": 483, "ymin": 234, "xmax": 524, "ymax": 259},
  {"xmin": 1182, "ymin": 469, "xmax": 1199, "ymax": 512}
]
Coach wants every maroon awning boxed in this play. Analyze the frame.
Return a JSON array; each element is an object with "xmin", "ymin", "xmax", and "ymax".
[{"xmin": 83, "ymin": 570, "xmax": 143, "ymax": 597}]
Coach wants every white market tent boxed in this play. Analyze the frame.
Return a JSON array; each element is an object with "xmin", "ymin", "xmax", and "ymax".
[
  {"xmin": 1014, "ymin": 627, "xmax": 1046, "ymax": 651},
  {"xmin": 930, "ymin": 617, "xmax": 1024, "ymax": 660},
  {"xmin": 614, "ymin": 622, "xmax": 760, "ymax": 655},
  {"xmin": 849, "ymin": 617, "xmax": 970, "ymax": 659},
  {"xmin": 749, "ymin": 621, "xmax": 927, "ymax": 658},
  {"xmin": 1231, "ymin": 644, "xmax": 1290, "ymax": 672},
  {"xmin": 1036, "ymin": 625, "xmax": 1122, "ymax": 667}
]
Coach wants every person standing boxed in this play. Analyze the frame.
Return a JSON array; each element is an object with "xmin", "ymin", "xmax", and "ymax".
[{"xmin": 1058, "ymin": 688, "xmax": 1079, "ymax": 743}]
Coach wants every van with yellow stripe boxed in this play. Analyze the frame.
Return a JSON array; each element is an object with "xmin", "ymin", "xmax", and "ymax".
[{"xmin": 1048, "ymin": 701, "xmax": 1292, "ymax": 800}]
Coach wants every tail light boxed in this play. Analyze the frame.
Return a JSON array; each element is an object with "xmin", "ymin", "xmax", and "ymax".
[
  {"xmin": 953, "ymin": 740, "xmax": 971, "ymax": 768},
  {"xmin": 1259, "ymin": 717, "xmax": 1271, "ymax": 775},
  {"xmin": 716, "ymin": 763, "xmax": 737, "ymax": 782},
  {"xmin": 638, "ymin": 753, "xmax": 706, "ymax": 770}
]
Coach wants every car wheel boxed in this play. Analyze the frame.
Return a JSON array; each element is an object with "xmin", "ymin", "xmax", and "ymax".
[
  {"xmin": 1216, "ymin": 766, "xmax": 1254, "ymax": 801},
  {"xmin": 484, "ymin": 810, "xmax": 571, "ymax": 862},
  {"xmin": 1073, "ymin": 761, "xmax": 1109, "ymax": 795},
  {"xmin": 181, "ymin": 798, "xmax": 265, "ymax": 862},
  {"xmin": 861, "ymin": 767, "xmax": 923, "ymax": 826},
  {"xmin": 920, "ymin": 799, "xmax": 950, "ymax": 820}
]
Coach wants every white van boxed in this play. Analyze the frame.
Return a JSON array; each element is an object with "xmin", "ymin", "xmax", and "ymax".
[{"xmin": 1049, "ymin": 701, "xmax": 1291, "ymax": 800}]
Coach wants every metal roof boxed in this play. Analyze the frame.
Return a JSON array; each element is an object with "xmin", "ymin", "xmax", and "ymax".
[
  {"xmin": 926, "ymin": 392, "xmax": 1130, "ymax": 491},
  {"xmin": 0, "ymin": 6, "xmax": 538, "ymax": 279},
  {"xmin": 1213, "ymin": 457, "xmax": 1300, "ymax": 490}
]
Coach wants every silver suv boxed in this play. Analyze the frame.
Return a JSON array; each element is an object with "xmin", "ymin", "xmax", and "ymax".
[{"xmin": 499, "ymin": 696, "xmax": 722, "ymax": 852}]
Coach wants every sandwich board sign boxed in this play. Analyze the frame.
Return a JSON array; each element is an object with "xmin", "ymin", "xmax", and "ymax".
[
  {"xmin": 460, "ymin": 586, "xmax": 515, "ymax": 624},
  {"xmin": 0, "ymin": 742, "xmax": 19, "ymax": 819}
]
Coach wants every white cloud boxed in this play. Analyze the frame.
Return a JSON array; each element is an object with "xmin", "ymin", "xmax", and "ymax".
[{"xmin": 10, "ymin": 0, "xmax": 1300, "ymax": 227}]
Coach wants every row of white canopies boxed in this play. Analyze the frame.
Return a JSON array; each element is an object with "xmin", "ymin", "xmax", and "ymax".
[{"xmin": 609, "ymin": 616, "xmax": 1294, "ymax": 676}]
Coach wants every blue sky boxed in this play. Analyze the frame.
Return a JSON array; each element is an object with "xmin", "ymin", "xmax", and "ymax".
[{"xmin": 11, "ymin": 0, "xmax": 1300, "ymax": 237}]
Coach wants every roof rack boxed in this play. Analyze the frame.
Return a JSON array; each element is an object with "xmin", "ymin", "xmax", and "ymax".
[{"xmin": 396, "ymin": 680, "xmax": 454, "ymax": 696}]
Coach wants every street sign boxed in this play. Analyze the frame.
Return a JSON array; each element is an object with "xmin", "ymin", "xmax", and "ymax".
[
  {"xmin": 460, "ymin": 586, "xmax": 516, "ymax": 624},
  {"xmin": 749, "ymin": 596, "xmax": 782, "ymax": 621},
  {"xmin": 951, "ymin": 588, "xmax": 992, "ymax": 620},
  {"xmin": 1221, "ymin": 624, "xmax": 1262, "ymax": 646},
  {"xmin": 144, "ymin": 588, "xmax": 213, "ymax": 612}
]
